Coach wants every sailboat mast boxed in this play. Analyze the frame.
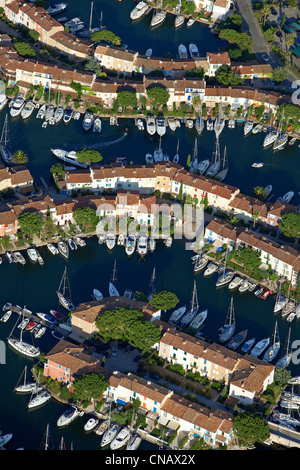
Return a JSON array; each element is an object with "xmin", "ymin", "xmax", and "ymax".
[{"xmin": 89, "ymin": 1, "xmax": 93, "ymax": 32}]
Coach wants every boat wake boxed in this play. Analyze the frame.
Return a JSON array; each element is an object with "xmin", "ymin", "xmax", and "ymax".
[{"xmin": 87, "ymin": 132, "xmax": 128, "ymax": 149}]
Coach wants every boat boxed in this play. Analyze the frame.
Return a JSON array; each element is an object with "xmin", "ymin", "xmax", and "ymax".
[
  {"xmin": 42, "ymin": 121, "xmax": 48, "ymax": 129},
  {"xmin": 93, "ymin": 288, "xmax": 103, "ymax": 301},
  {"xmin": 263, "ymin": 185, "xmax": 272, "ymax": 199},
  {"xmin": 106, "ymin": 231, "xmax": 116, "ymax": 250},
  {"xmin": 95, "ymin": 419, "xmax": 110, "ymax": 436},
  {"xmin": 57, "ymin": 240, "xmax": 69, "ymax": 259},
  {"xmin": 241, "ymin": 337, "xmax": 256, "ymax": 354},
  {"xmin": 260, "ymin": 289, "xmax": 271, "ymax": 300},
  {"xmin": 287, "ymin": 312, "xmax": 296, "ymax": 323},
  {"xmin": 216, "ymin": 269, "xmax": 234, "ymax": 287},
  {"xmin": 280, "ymin": 401, "xmax": 299, "ymax": 411},
  {"xmin": 148, "ymin": 237, "xmax": 156, "ymax": 253},
  {"xmin": 244, "ymin": 121, "xmax": 253, "ymax": 136},
  {"xmin": 228, "ymin": 118, "xmax": 235, "ymax": 129},
  {"xmin": 73, "ymin": 111, "xmax": 80, "ymax": 120},
  {"xmin": 110, "ymin": 427, "xmax": 131, "ymax": 450},
  {"xmin": 10, "ymin": 97, "xmax": 25, "ymax": 117},
  {"xmin": 278, "ymin": 191, "xmax": 294, "ymax": 204},
  {"xmin": 263, "ymin": 126, "xmax": 279, "ymax": 148},
  {"xmin": 252, "ymin": 161, "xmax": 264, "ymax": 168},
  {"xmin": 130, "ymin": 1, "xmax": 149, "ymax": 21},
  {"xmin": 189, "ymin": 42, "xmax": 199, "ymax": 59},
  {"xmin": 195, "ymin": 116, "xmax": 204, "ymax": 136},
  {"xmin": 153, "ymin": 136, "xmax": 163, "ymax": 162},
  {"xmin": 203, "ymin": 263, "xmax": 218, "ymax": 277},
  {"xmin": 214, "ymin": 108, "xmax": 225, "ymax": 138},
  {"xmin": 27, "ymin": 247, "xmax": 38, "ymax": 262},
  {"xmin": 117, "ymin": 233, "xmax": 125, "ymax": 246},
  {"xmin": 186, "ymin": 119, "xmax": 193, "ymax": 129},
  {"xmin": 187, "ymin": 17, "xmax": 195, "ymax": 27},
  {"xmin": 145, "ymin": 153, "xmax": 153, "ymax": 164},
  {"xmin": 28, "ymin": 389, "xmax": 51, "ymax": 409},
  {"xmin": 25, "ymin": 320, "xmax": 37, "ymax": 331},
  {"xmin": 47, "ymin": 243, "xmax": 59, "ymax": 255},
  {"xmin": 0, "ymin": 433, "xmax": 13, "ymax": 447},
  {"xmin": 180, "ymin": 281, "xmax": 199, "ymax": 328},
  {"xmin": 51, "ymin": 148, "xmax": 88, "ymax": 168},
  {"xmin": 14, "ymin": 365, "xmax": 37, "ymax": 393},
  {"xmin": 57, "ymin": 267, "xmax": 75, "ymax": 312},
  {"xmin": 150, "ymin": 3, "xmax": 166, "ymax": 28},
  {"xmin": 84, "ymin": 416, "xmax": 99, "ymax": 432},
  {"xmin": 101, "ymin": 423, "xmax": 121, "ymax": 447},
  {"xmin": 45, "ymin": 104, "xmax": 54, "ymax": 121},
  {"xmin": 50, "ymin": 309, "xmax": 64, "ymax": 321},
  {"xmin": 197, "ymin": 159, "xmax": 210, "ymax": 175},
  {"xmin": 93, "ymin": 116, "xmax": 102, "ymax": 133},
  {"xmin": 227, "ymin": 329, "xmax": 248, "ymax": 350},
  {"xmin": 63, "ymin": 106, "xmax": 73, "ymax": 123},
  {"xmin": 136, "ymin": 118, "xmax": 144, "ymax": 131},
  {"xmin": 193, "ymin": 254, "xmax": 208, "ymax": 273},
  {"xmin": 228, "ymin": 276, "xmax": 243, "ymax": 290},
  {"xmin": 36, "ymin": 104, "xmax": 46, "ymax": 119},
  {"xmin": 8, "ymin": 319, "xmax": 41, "ymax": 358},
  {"xmin": 47, "ymin": 3, "xmax": 68, "ymax": 15},
  {"xmin": 109, "ymin": 260, "xmax": 119, "ymax": 296},
  {"xmin": 289, "ymin": 137, "xmax": 297, "ymax": 146},
  {"xmin": 57, "ymin": 406, "xmax": 82, "ymax": 427},
  {"xmin": 273, "ymin": 110, "xmax": 288, "ymax": 151},
  {"xmin": 145, "ymin": 49, "xmax": 152, "ymax": 58},
  {"xmin": 34, "ymin": 325, "xmax": 46, "ymax": 339},
  {"xmin": 21, "ymin": 101, "xmax": 35, "ymax": 119},
  {"xmin": 206, "ymin": 137, "xmax": 221, "ymax": 178},
  {"xmin": 65, "ymin": 17, "xmax": 83, "ymax": 28},
  {"xmin": 174, "ymin": 3, "xmax": 184, "ymax": 29},
  {"xmin": 146, "ymin": 117, "xmax": 156, "ymax": 135},
  {"xmin": 13, "ymin": 251, "xmax": 26, "ymax": 265},
  {"xmin": 0, "ymin": 114, "xmax": 12, "ymax": 165},
  {"xmin": 1, "ymin": 310, "xmax": 12, "ymax": 322},
  {"xmin": 262, "ymin": 321, "xmax": 280, "ymax": 362},
  {"xmin": 178, "ymin": 44, "xmax": 188, "ymax": 59},
  {"xmin": 156, "ymin": 117, "xmax": 166, "ymax": 137},
  {"xmin": 218, "ymin": 297, "xmax": 236, "ymax": 343},
  {"xmin": 36, "ymin": 312, "xmax": 58, "ymax": 327},
  {"xmin": 126, "ymin": 433, "xmax": 142, "ymax": 450},
  {"xmin": 189, "ymin": 137, "xmax": 199, "ymax": 172},
  {"xmin": 189, "ymin": 309, "xmax": 208, "ymax": 330},
  {"xmin": 206, "ymin": 118, "xmax": 214, "ymax": 131},
  {"xmin": 276, "ymin": 328, "xmax": 292, "ymax": 369},
  {"xmin": 169, "ymin": 306, "xmax": 186, "ymax": 324},
  {"xmin": 125, "ymin": 233, "xmax": 136, "ymax": 256},
  {"xmin": 164, "ymin": 235, "xmax": 172, "ymax": 248},
  {"xmin": 68, "ymin": 238, "xmax": 77, "ymax": 251},
  {"xmin": 252, "ymin": 123, "xmax": 263, "ymax": 134},
  {"xmin": 215, "ymin": 146, "xmax": 228, "ymax": 181},
  {"xmin": 74, "ymin": 237, "xmax": 86, "ymax": 247},
  {"xmin": 137, "ymin": 233, "xmax": 148, "ymax": 256},
  {"xmin": 54, "ymin": 106, "xmax": 64, "ymax": 123},
  {"xmin": 82, "ymin": 111, "xmax": 94, "ymax": 131},
  {"xmin": 18, "ymin": 317, "xmax": 29, "ymax": 330}
]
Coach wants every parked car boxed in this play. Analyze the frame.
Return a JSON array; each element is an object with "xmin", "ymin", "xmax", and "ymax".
[
  {"xmin": 271, "ymin": 7, "xmax": 277, "ymax": 15},
  {"xmin": 276, "ymin": 30, "xmax": 283, "ymax": 38},
  {"xmin": 262, "ymin": 53, "xmax": 269, "ymax": 62}
]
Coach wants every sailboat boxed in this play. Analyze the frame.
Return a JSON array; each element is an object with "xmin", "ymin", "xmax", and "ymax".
[
  {"xmin": 57, "ymin": 267, "xmax": 75, "ymax": 312},
  {"xmin": 206, "ymin": 137, "xmax": 221, "ymax": 178},
  {"xmin": 78, "ymin": 3, "xmax": 105, "ymax": 38},
  {"xmin": 215, "ymin": 248, "xmax": 234, "ymax": 287},
  {"xmin": 180, "ymin": 281, "xmax": 199, "ymax": 327},
  {"xmin": 273, "ymin": 284, "xmax": 286, "ymax": 313},
  {"xmin": 262, "ymin": 321, "xmax": 280, "ymax": 362},
  {"xmin": 153, "ymin": 136, "xmax": 163, "ymax": 162},
  {"xmin": 7, "ymin": 309, "xmax": 40, "ymax": 358},
  {"xmin": 190, "ymin": 137, "xmax": 199, "ymax": 172},
  {"xmin": 173, "ymin": 140, "xmax": 180, "ymax": 164},
  {"xmin": 101, "ymin": 401, "xmax": 121, "ymax": 447},
  {"xmin": 263, "ymin": 123, "xmax": 279, "ymax": 148},
  {"xmin": 195, "ymin": 112, "xmax": 204, "ymax": 136},
  {"xmin": 214, "ymin": 107, "xmax": 225, "ymax": 138},
  {"xmin": 215, "ymin": 146, "xmax": 228, "ymax": 181},
  {"xmin": 109, "ymin": 259, "xmax": 119, "ymax": 296},
  {"xmin": 218, "ymin": 297, "xmax": 236, "ymax": 343},
  {"xmin": 273, "ymin": 110, "xmax": 288, "ymax": 151},
  {"xmin": 0, "ymin": 114, "xmax": 12, "ymax": 165},
  {"xmin": 150, "ymin": 0, "xmax": 166, "ymax": 28},
  {"xmin": 14, "ymin": 365, "xmax": 38, "ymax": 393},
  {"xmin": 276, "ymin": 328, "xmax": 292, "ymax": 369},
  {"xmin": 28, "ymin": 385, "xmax": 51, "ymax": 409},
  {"xmin": 148, "ymin": 267, "xmax": 157, "ymax": 301},
  {"xmin": 174, "ymin": 0, "xmax": 184, "ymax": 28}
]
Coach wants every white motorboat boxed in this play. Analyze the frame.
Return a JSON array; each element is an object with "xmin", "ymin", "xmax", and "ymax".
[
  {"xmin": 10, "ymin": 97, "xmax": 25, "ymax": 117},
  {"xmin": 117, "ymin": 233, "xmax": 125, "ymax": 246},
  {"xmin": 189, "ymin": 309, "xmax": 208, "ymax": 330},
  {"xmin": 5, "ymin": 251, "xmax": 14, "ymax": 263},
  {"xmin": 175, "ymin": 13, "xmax": 184, "ymax": 28},
  {"xmin": 101, "ymin": 423, "xmax": 121, "ymax": 447},
  {"xmin": 244, "ymin": 121, "xmax": 253, "ymax": 136},
  {"xmin": 13, "ymin": 251, "xmax": 26, "ymax": 265},
  {"xmin": 228, "ymin": 118, "xmax": 235, "ymax": 128},
  {"xmin": 57, "ymin": 406, "xmax": 82, "ymax": 427},
  {"xmin": 137, "ymin": 233, "xmax": 148, "ymax": 256},
  {"xmin": 0, "ymin": 433, "xmax": 13, "ymax": 447},
  {"xmin": 146, "ymin": 117, "xmax": 156, "ymax": 135},
  {"xmin": 156, "ymin": 117, "xmax": 166, "ymax": 137},
  {"xmin": 95, "ymin": 419, "xmax": 110, "ymax": 436},
  {"xmin": 84, "ymin": 416, "xmax": 99, "ymax": 432},
  {"xmin": 125, "ymin": 233, "xmax": 136, "ymax": 256},
  {"xmin": 238, "ymin": 280, "xmax": 250, "ymax": 292},
  {"xmin": 189, "ymin": 42, "xmax": 199, "ymax": 59},
  {"xmin": 65, "ymin": 17, "xmax": 83, "ymax": 28},
  {"xmin": 227, "ymin": 329, "xmax": 248, "ymax": 350},
  {"xmin": 34, "ymin": 325, "xmax": 46, "ymax": 338},
  {"xmin": 168, "ymin": 117, "xmax": 176, "ymax": 132},
  {"xmin": 148, "ymin": 237, "xmax": 156, "ymax": 253},
  {"xmin": 51, "ymin": 148, "xmax": 88, "ymax": 168},
  {"xmin": 228, "ymin": 276, "xmax": 243, "ymax": 290},
  {"xmin": 106, "ymin": 231, "xmax": 116, "ymax": 250},
  {"xmin": 164, "ymin": 235, "xmax": 172, "ymax": 248},
  {"xmin": 82, "ymin": 111, "xmax": 94, "ymax": 131},
  {"xmin": 109, "ymin": 282, "xmax": 119, "ymax": 297},
  {"xmin": 150, "ymin": 8, "xmax": 166, "ymax": 28},
  {"xmin": 145, "ymin": 49, "xmax": 152, "ymax": 58},
  {"xmin": 57, "ymin": 240, "xmax": 69, "ymax": 259},
  {"xmin": 218, "ymin": 297, "xmax": 236, "ymax": 343},
  {"xmin": 68, "ymin": 238, "xmax": 77, "ymax": 251},
  {"xmin": 145, "ymin": 153, "xmax": 153, "ymax": 164},
  {"xmin": 186, "ymin": 119, "xmax": 193, "ymax": 129},
  {"xmin": 18, "ymin": 318, "xmax": 29, "ymax": 330},
  {"xmin": 126, "ymin": 433, "xmax": 142, "ymax": 450},
  {"xmin": 93, "ymin": 116, "xmax": 102, "ymax": 133},
  {"xmin": 289, "ymin": 137, "xmax": 297, "ymax": 146},
  {"xmin": 187, "ymin": 17, "xmax": 195, "ymax": 27},
  {"xmin": 93, "ymin": 288, "xmax": 103, "ymax": 301},
  {"xmin": 206, "ymin": 118, "xmax": 214, "ymax": 131},
  {"xmin": 73, "ymin": 111, "xmax": 81, "ymax": 120},
  {"xmin": 130, "ymin": 1, "xmax": 149, "ymax": 21},
  {"xmin": 252, "ymin": 123, "xmax": 263, "ymax": 134},
  {"xmin": 203, "ymin": 263, "xmax": 218, "ymax": 276},
  {"xmin": 1, "ymin": 310, "xmax": 12, "ymax": 322},
  {"xmin": 27, "ymin": 247, "xmax": 38, "ymax": 262},
  {"xmin": 252, "ymin": 161, "xmax": 264, "ymax": 168},
  {"xmin": 28, "ymin": 389, "xmax": 51, "ymax": 409},
  {"xmin": 21, "ymin": 101, "xmax": 35, "ymax": 119},
  {"xmin": 178, "ymin": 44, "xmax": 188, "ymax": 59},
  {"xmin": 278, "ymin": 191, "xmax": 294, "ymax": 204},
  {"xmin": 110, "ymin": 427, "xmax": 131, "ymax": 450},
  {"xmin": 63, "ymin": 106, "xmax": 73, "ymax": 123},
  {"xmin": 241, "ymin": 337, "xmax": 256, "ymax": 354},
  {"xmin": 74, "ymin": 237, "xmax": 86, "ymax": 247},
  {"xmin": 36, "ymin": 312, "xmax": 58, "ymax": 326},
  {"xmin": 169, "ymin": 306, "xmax": 186, "ymax": 324},
  {"xmin": 54, "ymin": 106, "xmax": 64, "ymax": 123},
  {"xmin": 36, "ymin": 104, "xmax": 46, "ymax": 119},
  {"xmin": 45, "ymin": 104, "xmax": 55, "ymax": 121},
  {"xmin": 47, "ymin": 243, "xmax": 59, "ymax": 255},
  {"xmin": 47, "ymin": 3, "xmax": 68, "ymax": 15}
]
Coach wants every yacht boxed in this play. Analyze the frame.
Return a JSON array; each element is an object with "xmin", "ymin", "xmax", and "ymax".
[
  {"xmin": 63, "ymin": 106, "xmax": 73, "ymax": 123},
  {"xmin": 189, "ymin": 309, "xmax": 208, "ymax": 330},
  {"xmin": 189, "ymin": 42, "xmax": 200, "ymax": 59},
  {"xmin": 8, "ymin": 336, "xmax": 40, "ymax": 358},
  {"xmin": 13, "ymin": 251, "xmax": 26, "ymax": 265},
  {"xmin": 130, "ymin": 1, "xmax": 149, "ymax": 21},
  {"xmin": 27, "ymin": 247, "xmax": 38, "ymax": 262},
  {"xmin": 106, "ymin": 231, "xmax": 116, "ymax": 250},
  {"xmin": 180, "ymin": 281, "xmax": 199, "ymax": 328},
  {"xmin": 54, "ymin": 106, "xmax": 64, "ymax": 123},
  {"xmin": 126, "ymin": 433, "xmax": 142, "ymax": 450},
  {"xmin": 57, "ymin": 292, "xmax": 74, "ymax": 312},
  {"xmin": 216, "ymin": 269, "xmax": 234, "ymax": 287},
  {"xmin": 156, "ymin": 117, "xmax": 166, "ymax": 137},
  {"xmin": 168, "ymin": 117, "xmax": 176, "ymax": 132},
  {"xmin": 262, "ymin": 322, "xmax": 280, "ymax": 362},
  {"xmin": 101, "ymin": 423, "xmax": 121, "ymax": 447},
  {"xmin": 47, "ymin": 3, "xmax": 68, "ymax": 15},
  {"xmin": 36, "ymin": 312, "xmax": 58, "ymax": 327},
  {"xmin": 10, "ymin": 97, "xmax": 25, "ymax": 117},
  {"xmin": 47, "ymin": 243, "xmax": 59, "ymax": 255},
  {"xmin": 93, "ymin": 116, "xmax": 102, "ymax": 133},
  {"xmin": 21, "ymin": 101, "xmax": 35, "ymax": 119},
  {"xmin": 57, "ymin": 240, "xmax": 69, "ymax": 259},
  {"xmin": 263, "ymin": 128, "xmax": 279, "ymax": 148},
  {"xmin": 148, "ymin": 237, "xmax": 156, "ymax": 253},
  {"xmin": 241, "ymin": 338, "xmax": 256, "ymax": 354},
  {"xmin": 175, "ymin": 13, "xmax": 184, "ymax": 28},
  {"xmin": 227, "ymin": 329, "xmax": 248, "ymax": 350},
  {"xmin": 274, "ymin": 132, "xmax": 288, "ymax": 151},
  {"xmin": 193, "ymin": 254, "xmax": 208, "ymax": 273},
  {"xmin": 84, "ymin": 416, "xmax": 99, "ymax": 432},
  {"xmin": 28, "ymin": 389, "xmax": 51, "ymax": 409},
  {"xmin": 169, "ymin": 306, "xmax": 186, "ymax": 324},
  {"xmin": 206, "ymin": 137, "xmax": 221, "ymax": 178},
  {"xmin": 214, "ymin": 114, "xmax": 225, "ymax": 138},
  {"xmin": 137, "ymin": 233, "xmax": 148, "ymax": 256},
  {"xmin": 206, "ymin": 117, "xmax": 214, "ymax": 131},
  {"xmin": 218, "ymin": 297, "xmax": 236, "ymax": 344},
  {"xmin": 1, "ymin": 310, "xmax": 12, "ymax": 322},
  {"xmin": 187, "ymin": 17, "xmax": 195, "ymax": 27},
  {"xmin": 36, "ymin": 104, "xmax": 46, "ymax": 119},
  {"xmin": 150, "ymin": 8, "xmax": 166, "ymax": 28},
  {"xmin": 228, "ymin": 276, "xmax": 243, "ymax": 290},
  {"xmin": 45, "ymin": 104, "xmax": 55, "ymax": 121},
  {"xmin": 252, "ymin": 123, "xmax": 263, "ymax": 134},
  {"xmin": 228, "ymin": 118, "xmax": 235, "ymax": 128},
  {"xmin": 178, "ymin": 44, "xmax": 188, "ymax": 59},
  {"xmin": 110, "ymin": 427, "xmax": 131, "ymax": 450},
  {"xmin": 278, "ymin": 191, "xmax": 294, "ymax": 204},
  {"xmin": 238, "ymin": 280, "xmax": 250, "ymax": 293},
  {"xmin": 195, "ymin": 116, "xmax": 204, "ymax": 136},
  {"xmin": 51, "ymin": 148, "xmax": 88, "ymax": 168},
  {"xmin": 244, "ymin": 121, "xmax": 253, "ymax": 136},
  {"xmin": 82, "ymin": 111, "xmax": 94, "ymax": 131},
  {"xmin": 252, "ymin": 161, "xmax": 264, "ymax": 168},
  {"xmin": 203, "ymin": 262, "xmax": 218, "ymax": 277},
  {"xmin": 65, "ymin": 17, "xmax": 83, "ymax": 28},
  {"xmin": 68, "ymin": 238, "xmax": 77, "ymax": 251},
  {"xmin": 146, "ymin": 117, "xmax": 156, "ymax": 135},
  {"xmin": 57, "ymin": 406, "xmax": 82, "ymax": 427}
]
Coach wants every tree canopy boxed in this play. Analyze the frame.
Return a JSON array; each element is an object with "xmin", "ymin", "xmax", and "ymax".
[
  {"xmin": 14, "ymin": 41, "xmax": 36, "ymax": 57},
  {"xmin": 219, "ymin": 29, "xmax": 253, "ymax": 51},
  {"xmin": 95, "ymin": 307, "xmax": 161, "ymax": 351},
  {"xmin": 18, "ymin": 211, "xmax": 44, "ymax": 238},
  {"xmin": 233, "ymin": 412, "xmax": 270, "ymax": 447},
  {"xmin": 91, "ymin": 29, "xmax": 121, "ymax": 46},
  {"xmin": 272, "ymin": 67, "xmax": 288, "ymax": 84},
  {"xmin": 146, "ymin": 86, "xmax": 170, "ymax": 109},
  {"xmin": 278, "ymin": 212, "xmax": 300, "ymax": 239},
  {"xmin": 215, "ymin": 64, "xmax": 243, "ymax": 86},
  {"xmin": 149, "ymin": 291, "xmax": 179, "ymax": 312},
  {"xmin": 117, "ymin": 90, "xmax": 138, "ymax": 109},
  {"xmin": 73, "ymin": 206, "xmax": 99, "ymax": 230},
  {"xmin": 72, "ymin": 372, "xmax": 108, "ymax": 402},
  {"xmin": 12, "ymin": 149, "xmax": 28, "ymax": 165},
  {"xmin": 233, "ymin": 247, "xmax": 261, "ymax": 272},
  {"xmin": 76, "ymin": 148, "xmax": 103, "ymax": 164}
]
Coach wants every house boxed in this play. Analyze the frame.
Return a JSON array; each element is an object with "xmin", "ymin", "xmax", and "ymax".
[
  {"xmin": 206, "ymin": 52, "xmax": 231, "ymax": 77},
  {"xmin": 0, "ymin": 204, "xmax": 18, "ymax": 237},
  {"xmin": 211, "ymin": 0, "xmax": 231, "ymax": 21}
]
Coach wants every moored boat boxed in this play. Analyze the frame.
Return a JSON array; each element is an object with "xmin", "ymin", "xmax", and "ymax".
[{"xmin": 227, "ymin": 329, "xmax": 248, "ymax": 350}]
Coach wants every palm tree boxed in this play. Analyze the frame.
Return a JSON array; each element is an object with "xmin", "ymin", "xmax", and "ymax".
[
  {"xmin": 285, "ymin": 35, "xmax": 295, "ymax": 57},
  {"xmin": 253, "ymin": 186, "xmax": 267, "ymax": 200},
  {"xmin": 12, "ymin": 149, "xmax": 28, "ymax": 165},
  {"xmin": 252, "ymin": 211, "xmax": 260, "ymax": 229},
  {"xmin": 261, "ymin": 4, "xmax": 272, "ymax": 27}
]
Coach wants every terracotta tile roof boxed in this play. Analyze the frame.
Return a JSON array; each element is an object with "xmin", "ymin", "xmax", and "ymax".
[
  {"xmin": 45, "ymin": 339, "xmax": 101, "ymax": 375},
  {"xmin": 11, "ymin": 195, "xmax": 56, "ymax": 217},
  {"xmin": 10, "ymin": 166, "xmax": 33, "ymax": 186},
  {"xmin": 230, "ymin": 357, "xmax": 274, "ymax": 395},
  {"xmin": 0, "ymin": 205, "xmax": 17, "ymax": 225},
  {"xmin": 50, "ymin": 31, "xmax": 94, "ymax": 56},
  {"xmin": 207, "ymin": 52, "xmax": 231, "ymax": 65},
  {"xmin": 114, "ymin": 372, "xmax": 171, "ymax": 404}
]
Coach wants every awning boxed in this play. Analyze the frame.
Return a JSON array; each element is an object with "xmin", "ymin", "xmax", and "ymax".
[
  {"xmin": 292, "ymin": 47, "xmax": 300, "ymax": 57},
  {"xmin": 291, "ymin": 22, "xmax": 300, "ymax": 30},
  {"xmin": 117, "ymin": 398, "xmax": 127, "ymax": 406}
]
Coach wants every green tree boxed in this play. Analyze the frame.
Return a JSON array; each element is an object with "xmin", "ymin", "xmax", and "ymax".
[
  {"xmin": 253, "ymin": 186, "xmax": 267, "ymax": 199},
  {"xmin": 73, "ymin": 206, "xmax": 99, "ymax": 231},
  {"xmin": 76, "ymin": 148, "xmax": 103, "ymax": 165},
  {"xmin": 91, "ymin": 29, "xmax": 121, "ymax": 46},
  {"xmin": 12, "ymin": 149, "xmax": 28, "ymax": 165},
  {"xmin": 14, "ymin": 41, "xmax": 36, "ymax": 57},
  {"xmin": 72, "ymin": 372, "xmax": 108, "ymax": 402},
  {"xmin": 233, "ymin": 247, "xmax": 261, "ymax": 272},
  {"xmin": 272, "ymin": 67, "xmax": 288, "ymax": 83},
  {"xmin": 50, "ymin": 163, "xmax": 65, "ymax": 178},
  {"xmin": 278, "ymin": 212, "xmax": 300, "ymax": 239},
  {"xmin": 146, "ymin": 86, "xmax": 170, "ymax": 109},
  {"xmin": 18, "ymin": 212, "xmax": 44, "ymax": 238},
  {"xmin": 274, "ymin": 368, "xmax": 291, "ymax": 386},
  {"xmin": 233, "ymin": 412, "xmax": 270, "ymax": 447},
  {"xmin": 117, "ymin": 90, "xmax": 138, "ymax": 110},
  {"xmin": 215, "ymin": 64, "xmax": 243, "ymax": 86},
  {"xmin": 149, "ymin": 291, "xmax": 179, "ymax": 312},
  {"xmin": 219, "ymin": 29, "xmax": 253, "ymax": 51},
  {"xmin": 29, "ymin": 30, "xmax": 40, "ymax": 42}
]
